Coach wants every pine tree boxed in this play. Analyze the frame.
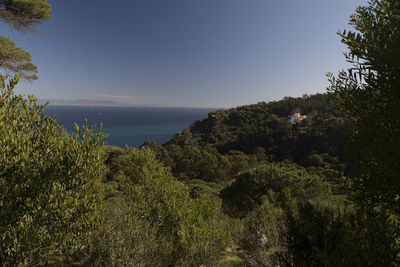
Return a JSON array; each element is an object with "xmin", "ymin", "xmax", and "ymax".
[{"xmin": 0, "ymin": 0, "xmax": 51, "ymax": 80}]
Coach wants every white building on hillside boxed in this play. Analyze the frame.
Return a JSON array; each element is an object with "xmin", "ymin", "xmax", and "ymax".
[{"xmin": 288, "ymin": 112, "xmax": 307, "ymax": 124}]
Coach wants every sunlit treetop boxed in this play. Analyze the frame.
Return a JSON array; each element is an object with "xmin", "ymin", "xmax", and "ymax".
[
  {"xmin": 0, "ymin": 0, "xmax": 51, "ymax": 32},
  {"xmin": 0, "ymin": 0, "xmax": 51, "ymax": 81}
]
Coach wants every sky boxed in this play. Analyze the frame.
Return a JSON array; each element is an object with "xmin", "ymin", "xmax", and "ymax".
[{"xmin": 1, "ymin": 0, "xmax": 368, "ymax": 108}]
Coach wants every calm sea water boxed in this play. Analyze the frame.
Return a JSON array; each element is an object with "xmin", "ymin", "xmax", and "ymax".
[{"xmin": 43, "ymin": 106, "xmax": 215, "ymax": 147}]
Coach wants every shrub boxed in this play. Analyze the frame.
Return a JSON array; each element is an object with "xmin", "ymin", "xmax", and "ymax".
[
  {"xmin": 0, "ymin": 75, "xmax": 106, "ymax": 266},
  {"xmin": 87, "ymin": 147, "xmax": 228, "ymax": 266}
]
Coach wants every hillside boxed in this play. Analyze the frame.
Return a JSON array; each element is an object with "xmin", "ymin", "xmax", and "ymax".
[
  {"xmin": 172, "ymin": 93, "xmax": 351, "ymax": 164},
  {"xmin": 143, "ymin": 93, "xmax": 353, "ymax": 184},
  {"xmin": 106, "ymin": 93, "xmax": 397, "ymax": 266}
]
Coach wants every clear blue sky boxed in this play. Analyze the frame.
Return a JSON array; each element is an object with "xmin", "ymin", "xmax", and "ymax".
[{"xmin": 1, "ymin": 0, "xmax": 367, "ymax": 108}]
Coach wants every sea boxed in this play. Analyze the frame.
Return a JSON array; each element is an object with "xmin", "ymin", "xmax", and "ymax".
[{"xmin": 43, "ymin": 106, "xmax": 215, "ymax": 148}]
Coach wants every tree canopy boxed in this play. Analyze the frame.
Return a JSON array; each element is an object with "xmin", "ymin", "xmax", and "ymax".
[
  {"xmin": 0, "ymin": 37, "xmax": 38, "ymax": 80},
  {"xmin": 0, "ymin": 0, "xmax": 52, "ymax": 80},
  {"xmin": 0, "ymin": 0, "xmax": 51, "ymax": 32}
]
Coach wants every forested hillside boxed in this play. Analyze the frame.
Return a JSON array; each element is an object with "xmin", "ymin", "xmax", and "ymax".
[
  {"xmin": 170, "ymin": 93, "xmax": 350, "ymax": 163},
  {"xmin": 144, "ymin": 93, "xmax": 352, "ymax": 184},
  {"xmin": 135, "ymin": 92, "xmax": 397, "ymax": 265}
]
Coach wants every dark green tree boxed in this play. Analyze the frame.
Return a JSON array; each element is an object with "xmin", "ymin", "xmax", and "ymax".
[
  {"xmin": 0, "ymin": 0, "xmax": 51, "ymax": 80},
  {"xmin": 281, "ymin": 202, "xmax": 399, "ymax": 266},
  {"xmin": 221, "ymin": 162, "xmax": 332, "ymax": 217},
  {"xmin": 328, "ymin": 0, "xmax": 400, "ymax": 214}
]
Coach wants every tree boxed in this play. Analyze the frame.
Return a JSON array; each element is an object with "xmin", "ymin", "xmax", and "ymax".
[
  {"xmin": 0, "ymin": 0, "xmax": 52, "ymax": 80},
  {"xmin": 328, "ymin": 0, "xmax": 400, "ymax": 214},
  {"xmin": 0, "ymin": 75, "xmax": 106, "ymax": 266},
  {"xmin": 0, "ymin": 37, "xmax": 38, "ymax": 80},
  {"xmin": 87, "ymin": 147, "xmax": 228, "ymax": 266},
  {"xmin": 221, "ymin": 162, "xmax": 332, "ymax": 217}
]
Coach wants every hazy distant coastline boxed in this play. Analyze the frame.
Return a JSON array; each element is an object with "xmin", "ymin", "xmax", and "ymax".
[
  {"xmin": 39, "ymin": 99, "xmax": 222, "ymax": 109},
  {"xmin": 42, "ymin": 105, "xmax": 216, "ymax": 147},
  {"xmin": 38, "ymin": 98, "xmax": 150, "ymax": 107}
]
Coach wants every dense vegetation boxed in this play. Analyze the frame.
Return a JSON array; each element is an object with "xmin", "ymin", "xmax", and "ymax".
[
  {"xmin": 140, "ymin": 91, "xmax": 399, "ymax": 265},
  {"xmin": 0, "ymin": 75, "xmax": 106, "ymax": 265},
  {"xmin": 329, "ymin": 0, "xmax": 400, "ymax": 216},
  {"xmin": 1, "ymin": 0, "xmax": 400, "ymax": 266},
  {"xmin": 86, "ymin": 146, "xmax": 227, "ymax": 266},
  {"xmin": 144, "ymin": 93, "xmax": 352, "ymax": 184},
  {"xmin": 0, "ymin": 77, "xmax": 228, "ymax": 266}
]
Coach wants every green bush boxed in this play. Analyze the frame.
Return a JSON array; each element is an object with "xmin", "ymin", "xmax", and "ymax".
[
  {"xmin": 221, "ymin": 162, "xmax": 332, "ymax": 217},
  {"xmin": 87, "ymin": 147, "xmax": 228, "ymax": 266},
  {"xmin": 239, "ymin": 200, "xmax": 285, "ymax": 266},
  {"xmin": 280, "ymin": 202, "xmax": 400, "ymax": 266},
  {"xmin": 0, "ymin": 75, "xmax": 106, "ymax": 266}
]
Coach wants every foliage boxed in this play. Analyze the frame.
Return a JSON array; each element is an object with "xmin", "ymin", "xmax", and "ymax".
[
  {"xmin": 2, "ymin": 0, "xmax": 399, "ymax": 265},
  {"xmin": 225, "ymin": 162, "xmax": 398, "ymax": 266},
  {"xmin": 239, "ymin": 200, "xmax": 285, "ymax": 266},
  {"xmin": 0, "ymin": 75, "xmax": 106, "ymax": 266},
  {"xmin": 102, "ymin": 145, "xmax": 126, "ymax": 182},
  {"xmin": 235, "ymin": 188, "xmax": 399, "ymax": 267},
  {"xmin": 168, "ymin": 94, "xmax": 351, "ymax": 169},
  {"xmin": 144, "ymin": 141, "xmax": 260, "ymax": 182},
  {"xmin": 221, "ymin": 162, "xmax": 333, "ymax": 217},
  {"xmin": 0, "ymin": 0, "xmax": 52, "ymax": 80},
  {"xmin": 0, "ymin": 0, "xmax": 51, "ymax": 32},
  {"xmin": 85, "ymin": 196, "xmax": 175, "ymax": 266},
  {"xmin": 87, "ymin": 147, "xmax": 228, "ymax": 266},
  {"xmin": 280, "ymin": 202, "xmax": 400, "ymax": 266},
  {"xmin": 328, "ymin": 0, "xmax": 400, "ymax": 214},
  {"xmin": 144, "ymin": 94, "xmax": 351, "ymax": 185},
  {"xmin": 0, "ymin": 37, "xmax": 38, "ymax": 81}
]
